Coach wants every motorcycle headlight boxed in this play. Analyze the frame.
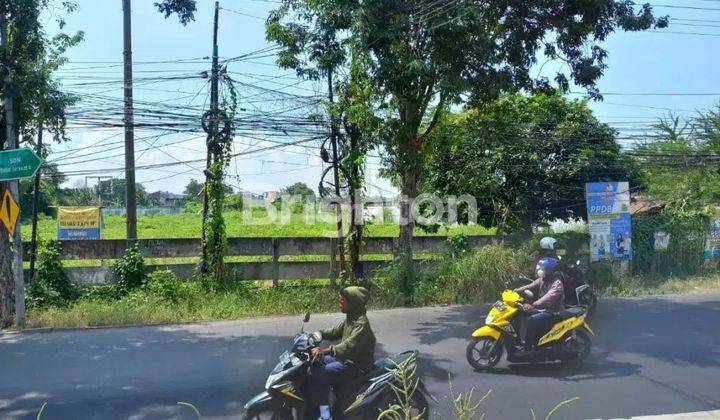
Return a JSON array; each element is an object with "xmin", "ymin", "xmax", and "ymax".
[{"xmin": 485, "ymin": 315, "xmax": 494, "ymax": 324}]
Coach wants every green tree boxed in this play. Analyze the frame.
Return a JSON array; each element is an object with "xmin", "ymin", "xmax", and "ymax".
[
  {"xmin": 95, "ymin": 178, "xmax": 149, "ymax": 207},
  {"xmin": 19, "ymin": 163, "xmax": 66, "ymax": 218},
  {"xmin": 183, "ymin": 178, "xmax": 203, "ymax": 201},
  {"xmin": 0, "ymin": 0, "xmax": 82, "ymax": 328},
  {"xmin": 281, "ymin": 182, "xmax": 315, "ymax": 199},
  {"xmin": 423, "ymin": 93, "xmax": 637, "ymax": 235},
  {"xmin": 633, "ymin": 111, "xmax": 720, "ymax": 215},
  {"xmin": 269, "ymin": 0, "xmax": 667, "ymax": 262}
]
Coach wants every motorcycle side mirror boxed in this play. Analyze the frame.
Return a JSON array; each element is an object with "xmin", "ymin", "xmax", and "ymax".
[
  {"xmin": 523, "ymin": 290, "xmax": 534, "ymax": 300},
  {"xmin": 303, "ymin": 312, "xmax": 311, "ymax": 323}
]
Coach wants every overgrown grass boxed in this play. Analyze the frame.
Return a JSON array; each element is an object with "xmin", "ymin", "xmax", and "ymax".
[
  {"xmin": 22, "ymin": 212, "xmax": 493, "ymax": 241},
  {"xmin": 25, "ymin": 278, "xmax": 404, "ymax": 329},
  {"xmin": 23, "ymin": 243, "xmax": 720, "ymax": 329},
  {"xmin": 602, "ymin": 274, "xmax": 720, "ymax": 297}
]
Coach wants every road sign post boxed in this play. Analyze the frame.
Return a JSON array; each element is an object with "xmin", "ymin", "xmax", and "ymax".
[{"xmin": 0, "ymin": 148, "xmax": 42, "ymax": 181}]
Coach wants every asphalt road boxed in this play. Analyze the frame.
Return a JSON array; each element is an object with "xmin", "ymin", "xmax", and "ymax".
[{"xmin": 1, "ymin": 293, "xmax": 719, "ymax": 420}]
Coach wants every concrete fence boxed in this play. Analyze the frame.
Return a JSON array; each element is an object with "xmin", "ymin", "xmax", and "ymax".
[{"xmin": 23, "ymin": 235, "xmax": 497, "ymax": 285}]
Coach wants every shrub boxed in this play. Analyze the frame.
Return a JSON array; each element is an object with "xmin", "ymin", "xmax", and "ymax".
[
  {"xmin": 433, "ymin": 245, "xmax": 530, "ymax": 304},
  {"xmin": 142, "ymin": 270, "xmax": 184, "ymax": 304},
  {"xmin": 447, "ymin": 233, "xmax": 471, "ymax": 258},
  {"xmin": 26, "ymin": 241, "xmax": 78, "ymax": 308},
  {"xmin": 226, "ymin": 194, "xmax": 244, "ymax": 211},
  {"xmin": 113, "ymin": 244, "xmax": 146, "ymax": 293},
  {"xmin": 184, "ymin": 200, "xmax": 201, "ymax": 214},
  {"xmin": 80, "ymin": 285, "xmax": 122, "ymax": 301}
]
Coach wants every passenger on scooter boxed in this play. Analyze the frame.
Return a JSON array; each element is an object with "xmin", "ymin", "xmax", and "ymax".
[
  {"xmin": 308, "ymin": 286, "xmax": 376, "ymax": 420},
  {"xmin": 514, "ymin": 257, "xmax": 565, "ymax": 346},
  {"xmin": 530, "ymin": 237, "xmax": 560, "ymax": 276}
]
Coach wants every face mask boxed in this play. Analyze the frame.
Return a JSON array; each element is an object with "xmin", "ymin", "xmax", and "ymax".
[{"xmin": 536, "ymin": 268, "xmax": 546, "ymax": 279}]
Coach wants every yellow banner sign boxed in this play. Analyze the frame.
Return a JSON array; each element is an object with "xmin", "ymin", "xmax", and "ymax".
[{"xmin": 58, "ymin": 207, "xmax": 101, "ymax": 229}]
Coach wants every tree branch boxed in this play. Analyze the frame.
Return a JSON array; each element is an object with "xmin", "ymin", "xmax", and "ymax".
[{"xmin": 419, "ymin": 93, "xmax": 445, "ymax": 143}]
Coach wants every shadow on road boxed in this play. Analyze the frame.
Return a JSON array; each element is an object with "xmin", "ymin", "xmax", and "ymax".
[{"xmin": 594, "ymin": 296, "xmax": 720, "ymax": 368}]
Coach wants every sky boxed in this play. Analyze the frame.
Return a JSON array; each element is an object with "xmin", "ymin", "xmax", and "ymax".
[{"xmin": 42, "ymin": 0, "xmax": 720, "ymax": 196}]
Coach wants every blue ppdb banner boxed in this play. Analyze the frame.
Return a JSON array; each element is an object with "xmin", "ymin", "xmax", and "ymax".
[{"xmin": 586, "ymin": 182, "xmax": 632, "ymax": 262}]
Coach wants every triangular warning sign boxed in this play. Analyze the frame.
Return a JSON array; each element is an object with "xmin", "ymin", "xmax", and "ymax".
[{"xmin": 0, "ymin": 189, "xmax": 20, "ymax": 235}]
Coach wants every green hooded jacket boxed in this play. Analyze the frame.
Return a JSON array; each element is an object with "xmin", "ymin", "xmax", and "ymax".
[{"xmin": 321, "ymin": 286, "xmax": 376, "ymax": 371}]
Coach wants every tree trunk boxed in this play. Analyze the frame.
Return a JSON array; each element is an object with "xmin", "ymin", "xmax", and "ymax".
[
  {"xmin": 349, "ymin": 188, "xmax": 364, "ymax": 284},
  {"xmin": 398, "ymin": 165, "xmax": 418, "ymax": 262},
  {"xmin": 0, "ymin": 183, "xmax": 14, "ymax": 328}
]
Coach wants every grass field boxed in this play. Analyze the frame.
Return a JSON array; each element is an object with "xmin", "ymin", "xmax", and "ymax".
[{"xmin": 23, "ymin": 210, "xmax": 493, "ymax": 241}]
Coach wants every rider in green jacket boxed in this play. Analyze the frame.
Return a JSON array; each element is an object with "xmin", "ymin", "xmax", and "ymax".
[{"xmin": 308, "ymin": 286, "xmax": 376, "ymax": 420}]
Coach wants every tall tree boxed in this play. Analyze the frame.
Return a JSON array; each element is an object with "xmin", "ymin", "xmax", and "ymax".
[
  {"xmin": 270, "ymin": 0, "xmax": 667, "ymax": 262},
  {"xmin": 0, "ymin": 0, "xmax": 82, "ymax": 328}
]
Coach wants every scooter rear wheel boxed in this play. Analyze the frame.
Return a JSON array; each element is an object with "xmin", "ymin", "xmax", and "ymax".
[
  {"xmin": 466, "ymin": 338, "xmax": 503, "ymax": 371},
  {"xmin": 562, "ymin": 328, "xmax": 592, "ymax": 362}
]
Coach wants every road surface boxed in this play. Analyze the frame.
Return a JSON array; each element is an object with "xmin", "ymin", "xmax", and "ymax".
[{"xmin": 1, "ymin": 293, "xmax": 719, "ymax": 419}]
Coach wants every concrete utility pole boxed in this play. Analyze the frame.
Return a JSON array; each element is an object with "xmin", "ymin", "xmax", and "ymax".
[
  {"xmin": 28, "ymin": 122, "xmax": 43, "ymax": 281},
  {"xmin": 122, "ymin": 0, "xmax": 138, "ymax": 244},
  {"xmin": 1, "ymin": 14, "xmax": 25, "ymax": 327},
  {"xmin": 327, "ymin": 65, "xmax": 346, "ymax": 277},
  {"xmin": 201, "ymin": 1, "xmax": 220, "ymax": 273}
]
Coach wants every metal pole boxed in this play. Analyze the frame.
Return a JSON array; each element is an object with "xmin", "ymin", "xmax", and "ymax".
[
  {"xmin": 29, "ymin": 121, "xmax": 43, "ymax": 281},
  {"xmin": 122, "ymin": 0, "xmax": 138, "ymax": 243},
  {"xmin": 327, "ymin": 66, "xmax": 346, "ymax": 279},
  {"xmin": 201, "ymin": 1, "xmax": 220, "ymax": 273},
  {"xmin": 1, "ymin": 14, "xmax": 25, "ymax": 327}
]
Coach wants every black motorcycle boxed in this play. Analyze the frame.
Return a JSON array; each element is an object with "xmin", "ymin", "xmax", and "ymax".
[
  {"xmin": 242, "ymin": 313, "xmax": 433, "ymax": 420},
  {"xmin": 560, "ymin": 259, "xmax": 597, "ymax": 317}
]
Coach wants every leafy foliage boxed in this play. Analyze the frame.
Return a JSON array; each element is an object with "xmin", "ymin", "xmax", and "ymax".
[
  {"xmin": 202, "ymin": 163, "xmax": 228, "ymax": 289},
  {"xmin": 634, "ymin": 110, "xmax": 720, "ymax": 215},
  {"xmin": 113, "ymin": 244, "xmax": 146, "ymax": 293},
  {"xmin": 423, "ymin": 93, "xmax": 638, "ymax": 234},
  {"xmin": 26, "ymin": 241, "xmax": 78, "ymax": 308},
  {"xmin": 154, "ymin": 0, "xmax": 197, "ymax": 25}
]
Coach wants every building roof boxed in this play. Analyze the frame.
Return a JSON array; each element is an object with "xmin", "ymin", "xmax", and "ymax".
[{"xmin": 630, "ymin": 196, "xmax": 665, "ymax": 215}]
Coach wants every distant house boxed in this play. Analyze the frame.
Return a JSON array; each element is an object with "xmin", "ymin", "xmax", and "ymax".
[
  {"xmin": 263, "ymin": 191, "xmax": 279, "ymax": 202},
  {"xmin": 157, "ymin": 191, "xmax": 189, "ymax": 207}
]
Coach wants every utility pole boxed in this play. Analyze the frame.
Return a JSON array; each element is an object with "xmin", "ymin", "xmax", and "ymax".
[
  {"xmin": 122, "ymin": 0, "xmax": 138, "ymax": 244},
  {"xmin": 28, "ymin": 122, "xmax": 43, "ymax": 281},
  {"xmin": 1, "ymin": 14, "xmax": 25, "ymax": 327},
  {"xmin": 200, "ymin": 1, "xmax": 220, "ymax": 273},
  {"xmin": 327, "ymin": 66, "xmax": 346, "ymax": 278}
]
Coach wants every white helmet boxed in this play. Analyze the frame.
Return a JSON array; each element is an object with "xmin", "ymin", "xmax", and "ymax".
[{"xmin": 539, "ymin": 237, "xmax": 558, "ymax": 250}]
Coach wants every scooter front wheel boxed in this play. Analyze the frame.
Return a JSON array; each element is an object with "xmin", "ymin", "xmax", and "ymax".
[{"xmin": 466, "ymin": 337, "xmax": 503, "ymax": 371}]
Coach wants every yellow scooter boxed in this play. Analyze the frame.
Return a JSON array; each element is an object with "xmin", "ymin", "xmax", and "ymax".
[{"xmin": 466, "ymin": 290, "xmax": 594, "ymax": 371}]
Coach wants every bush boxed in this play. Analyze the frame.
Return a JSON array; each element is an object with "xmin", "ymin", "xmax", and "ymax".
[
  {"xmin": 184, "ymin": 200, "xmax": 201, "ymax": 214},
  {"xmin": 26, "ymin": 241, "xmax": 78, "ymax": 308},
  {"xmin": 113, "ymin": 244, "xmax": 146, "ymax": 293},
  {"xmin": 447, "ymin": 233, "xmax": 471, "ymax": 258},
  {"xmin": 433, "ymin": 245, "xmax": 530, "ymax": 304},
  {"xmin": 142, "ymin": 270, "xmax": 185, "ymax": 304},
  {"xmin": 226, "ymin": 194, "xmax": 244, "ymax": 211},
  {"xmin": 80, "ymin": 284, "xmax": 122, "ymax": 301}
]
